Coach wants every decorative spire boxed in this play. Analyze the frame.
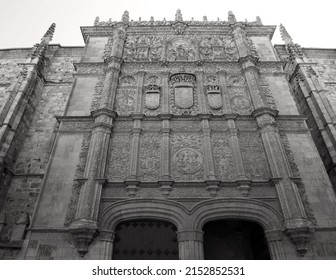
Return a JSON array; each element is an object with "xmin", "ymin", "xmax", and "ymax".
[
  {"xmin": 203, "ymin": 16, "xmax": 208, "ymax": 21},
  {"xmin": 228, "ymin": 11, "xmax": 237, "ymax": 24},
  {"xmin": 175, "ymin": 9, "xmax": 183, "ymax": 21},
  {"xmin": 41, "ymin": 23, "xmax": 56, "ymax": 44},
  {"xmin": 279, "ymin": 24, "xmax": 293, "ymax": 45},
  {"xmin": 150, "ymin": 16, "xmax": 154, "ymax": 22},
  {"xmin": 122, "ymin": 10, "xmax": 129, "ymax": 24},
  {"xmin": 256, "ymin": 16, "xmax": 262, "ymax": 25},
  {"xmin": 94, "ymin": 16, "xmax": 99, "ymax": 26}
]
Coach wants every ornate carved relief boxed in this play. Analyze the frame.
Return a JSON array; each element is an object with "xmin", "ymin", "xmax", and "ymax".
[
  {"xmin": 119, "ymin": 75, "xmax": 137, "ymax": 86},
  {"xmin": 144, "ymin": 84, "xmax": 161, "ymax": 116},
  {"xmin": 90, "ymin": 76, "xmax": 104, "ymax": 111},
  {"xmin": 280, "ymin": 134, "xmax": 317, "ymax": 225},
  {"xmin": 36, "ymin": 244, "xmax": 57, "ymax": 260},
  {"xmin": 144, "ymin": 75, "xmax": 162, "ymax": 86},
  {"xmin": 139, "ymin": 133, "xmax": 161, "ymax": 181},
  {"xmin": 229, "ymin": 88, "xmax": 252, "ymax": 115},
  {"xmin": 170, "ymin": 73, "xmax": 199, "ymax": 115},
  {"xmin": 209, "ymin": 120, "xmax": 229, "ymax": 131},
  {"xmin": 199, "ymin": 36, "xmax": 238, "ymax": 61},
  {"xmin": 113, "ymin": 120, "xmax": 133, "ymax": 131},
  {"xmin": 123, "ymin": 36, "xmax": 163, "ymax": 62},
  {"xmin": 141, "ymin": 121, "xmax": 161, "ymax": 131},
  {"xmin": 171, "ymin": 119, "xmax": 200, "ymax": 131},
  {"xmin": 239, "ymin": 132, "xmax": 269, "ymax": 179},
  {"xmin": 167, "ymin": 38, "xmax": 195, "ymax": 61},
  {"xmin": 64, "ymin": 133, "xmax": 91, "ymax": 227},
  {"xmin": 107, "ymin": 134, "xmax": 130, "ymax": 181},
  {"xmin": 171, "ymin": 134, "xmax": 204, "ymax": 181},
  {"xmin": 212, "ymin": 133, "xmax": 236, "ymax": 180},
  {"xmin": 226, "ymin": 74, "xmax": 246, "ymax": 86},
  {"xmin": 114, "ymin": 89, "xmax": 136, "ymax": 116}
]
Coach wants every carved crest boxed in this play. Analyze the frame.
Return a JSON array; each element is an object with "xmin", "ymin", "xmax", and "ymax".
[
  {"xmin": 145, "ymin": 85, "xmax": 160, "ymax": 110},
  {"xmin": 170, "ymin": 73, "xmax": 196, "ymax": 109},
  {"xmin": 206, "ymin": 85, "xmax": 222, "ymax": 110}
]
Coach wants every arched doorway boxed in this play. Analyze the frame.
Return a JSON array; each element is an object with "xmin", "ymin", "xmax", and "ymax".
[
  {"xmin": 112, "ymin": 219, "xmax": 179, "ymax": 260},
  {"xmin": 203, "ymin": 220, "xmax": 270, "ymax": 260}
]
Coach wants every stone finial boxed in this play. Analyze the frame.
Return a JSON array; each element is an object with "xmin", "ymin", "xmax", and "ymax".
[
  {"xmin": 122, "ymin": 10, "xmax": 129, "ymax": 24},
  {"xmin": 175, "ymin": 9, "xmax": 183, "ymax": 21},
  {"xmin": 256, "ymin": 16, "xmax": 262, "ymax": 25},
  {"xmin": 41, "ymin": 23, "xmax": 56, "ymax": 44},
  {"xmin": 203, "ymin": 16, "xmax": 208, "ymax": 21},
  {"xmin": 150, "ymin": 16, "xmax": 154, "ymax": 22},
  {"xmin": 94, "ymin": 16, "xmax": 99, "ymax": 26},
  {"xmin": 279, "ymin": 24, "xmax": 293, "ymax": 45},
  {"xmin": 228, "ymin": 11, "xmax": 237, "ymax": 23}
]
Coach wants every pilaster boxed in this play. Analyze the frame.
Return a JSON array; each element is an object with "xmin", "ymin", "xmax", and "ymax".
[{"xmin": 177, "ymin": 230, "xmax": 204, "ymax": 260}]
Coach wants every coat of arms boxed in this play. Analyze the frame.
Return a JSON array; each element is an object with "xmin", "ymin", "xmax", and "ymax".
[{"xmin": 145, "ymin": 84, "xmax": 160, "ymax": 110}]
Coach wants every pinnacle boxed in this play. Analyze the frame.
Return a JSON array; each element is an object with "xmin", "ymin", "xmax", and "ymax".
[{"xmin": 279, "ymin": 23, "xmax": 293, "ymax": 45}]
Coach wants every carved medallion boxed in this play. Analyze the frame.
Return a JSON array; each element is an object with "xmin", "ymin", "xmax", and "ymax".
[
  {"xmin": 145, "ymin": 85, "xmax": 160, "ymax": 110},
  {"xmin": 231, "ymin": 95, "xmax": 251, "ymax": 114},
  {"xmin": 173, "ymin": 148, "xmax": 203, "ymax": 174}
]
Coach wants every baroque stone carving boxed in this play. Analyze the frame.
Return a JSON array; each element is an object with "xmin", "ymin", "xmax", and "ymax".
[
  {"xmin": 114, "ymin": 89, "xmax": 136, "ymax": 116},
  {"xmin": 139, "ymin": 134, "xmax": 161, "ymax": 181},
  {"xmin": 212, "ymin": 133, "xmax": 236, "ymax": 180},
  {"xmin": 171, "ymin": 134, "xmax": 204, "ymax": 181},
  {"xmin": 107, "ymin": 134, "xmax": 130, "ymax": 181}
]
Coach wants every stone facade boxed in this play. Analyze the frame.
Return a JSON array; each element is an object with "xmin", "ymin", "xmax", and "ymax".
[{"xmin": 0, "ymin": 11, "xmax": 336, "ymax": 260}]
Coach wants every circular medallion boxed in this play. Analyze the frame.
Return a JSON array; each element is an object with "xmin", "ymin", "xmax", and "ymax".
[
  {"xmin": 231, "ymin": 96, "xmax": 251, "ymax": 113},
  {"xmin": 173, "ymin": 148, "xmax": 203, "ymax": 174}
]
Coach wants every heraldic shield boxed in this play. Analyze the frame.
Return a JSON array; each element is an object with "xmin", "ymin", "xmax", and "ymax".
[
  {"xmin": 174, "ymin": 87, "xmax": 193, "ymax": 109},
  {"xmin": 145, "ymin": 92, "xmax": 160, "ymax": 110},
  {"xmin": 206, "ymin": 85, "xmax": 222, "ymax": 110}
]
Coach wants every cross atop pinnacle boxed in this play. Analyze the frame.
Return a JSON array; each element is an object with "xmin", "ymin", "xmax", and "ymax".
[
  {"xmin": 279, "ymin": 24, "xmax": 293, "ymax": 45},
  {"xmin": 175, "ymin": 9, "xmax": 183, "ymax": 21},
  {"xmin": 41, "ymin": 23, "xmax": 56, "ymax": 44}
]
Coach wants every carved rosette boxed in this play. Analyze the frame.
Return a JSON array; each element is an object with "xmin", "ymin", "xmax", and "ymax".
[
  {"xmin": 171, "ymin": 134, "xmax": 204, "ymax": 181},
  {"xmin": 229, "ymin": 88, "xmax": 252, "ymax": 115}
]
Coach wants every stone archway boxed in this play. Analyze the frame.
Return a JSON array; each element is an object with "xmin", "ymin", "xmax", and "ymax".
[{"xmin": 203, "ymin": 219, "xmax": 271, "ymax": 260}]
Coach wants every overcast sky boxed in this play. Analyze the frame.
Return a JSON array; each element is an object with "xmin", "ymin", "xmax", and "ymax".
[{"xmin": 0, "ymin": 0, "xmax": 335, "ymax": 49}]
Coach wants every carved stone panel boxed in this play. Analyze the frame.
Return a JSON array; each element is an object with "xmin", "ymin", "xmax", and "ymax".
[
  {"xmin": 212, "ymin": 133, "xmax": 236, "ymax": 180},
  {"xmin": 107, "ymin": 134, "xmax": 130, "ymax": 181},
  {"xmin": 139, "ymin": 133, "xmax": 161, "ymax": 181},
  {"xmin": 199, "ymin": 36, "xmax": 238, "ymax": 61},
  {"xmin": 167, "ymin": 38, "xmax": 195, "ymax": 61},
  {"xmin": 171, "ymin": 134, "xmax": 204, "ymax": 181},
  {"xmin": 239, "ymin": 132, "xmax": 270, "ymax": 179},
  {"xmin": 228, "ymin": 88, "xmax": 253, "ymax": 115},
  {"xmin": 114, "ymin": 89, "xmax": 136, "ymax": 116},
  {"xmin": 123, "ymin": 36, "xmax": 163, "ymax": 62}
]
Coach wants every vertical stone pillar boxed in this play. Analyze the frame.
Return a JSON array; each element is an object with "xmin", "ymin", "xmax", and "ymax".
[
  {"xmin": 253, "ymin": 108, "xmax": 311, "ymax": 255},
  {"xmin": 99, "ymin": 230, "xmax": 115, "ymax": 260},
  {"xmin": 217, "ymin": 70, "xmax": 232, "ymax": 114},
  {"xmin": 264, "ymin": 229, "xmax": 286, "ymax": 260},
  {"xmin": 227, "ymin": 117, "xmax": 251, "ymax": 196},
  {"xmin": 70, "ymin": 26, "xmax": 126, "ymax": 256},
  {"xmin": 177, "ymin": 230, "xmax": 204, "ymax": 260},
  {"xmin": 159, "ymin": 73, "xmax": 173, "ymax": 196}
]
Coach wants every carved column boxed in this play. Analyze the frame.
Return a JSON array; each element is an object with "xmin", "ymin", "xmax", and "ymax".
[
  {"xmin": 159, "ymin": 73, "xmax": 173, "ymax": 196},
  {"xmin": 253, "ymin": 108, "xmax": 311, "ymax": 256},
  {"xmin": 99, "ymin": 230, "xmax": 115, "ymax": 260},
  {"xmin": 264, "ymin": 229, "xmax": 286, "ymax": 260},
  {"xmin": 70, "ymin": 27, "xmax": 126, "ymax": 256},
  {"xmin": 177, "ymin": 230, "xmax": 204, "ymax": 260},
  {"xmin": 227, "ymin": 117, "xmax": 251, "ymax": 196},
  {"xmin": 217, "ymin": 70, "xmax": 232, "ymax": 114}
]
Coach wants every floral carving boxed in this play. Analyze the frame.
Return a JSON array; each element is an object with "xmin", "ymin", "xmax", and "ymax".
[
  {"xmin": 119, "ymin": 75, "xmax": 136, "ymax": 86},
  {"xmin": 139, "ymin": 134, "xmax": 161, "ymax": 181},
  {"xmin": 212, "ymin": 133, "xmax": 236, "ymax": 180},
  {"xmin": 171, "ymin": 134, "xmax": 204, "ymax": 181},
  {"xmin": 115, "ymin": 89, "xmax": 136, "ymax": 116},
  {"xmin": 226, "ymin": 75, "xmax": 246, "ymax": 86},
  {"xmin": 239, "ymin": 132, "xmax": 269, "ymax": 179},
  {"xmin": 90, "ymin": 76, "xmax": 104, "ymax": 111},
  {"xmin": 107, "ymin": 134, "xmax": 130, "ymax": 181}
]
